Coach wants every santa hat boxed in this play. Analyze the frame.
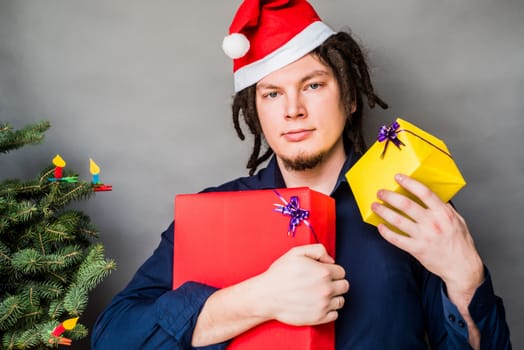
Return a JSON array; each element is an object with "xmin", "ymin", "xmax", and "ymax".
[{"xmin": 223, "ymin": 0, "xmax": 335, "ymax": 92}]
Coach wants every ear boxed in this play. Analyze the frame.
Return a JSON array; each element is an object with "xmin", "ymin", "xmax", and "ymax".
[{"xmin": 350, "ymin": 102, "xmax": 357, "ymax": 114}]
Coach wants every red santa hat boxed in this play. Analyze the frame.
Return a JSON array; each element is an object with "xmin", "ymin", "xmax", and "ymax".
[{"xmin": 223, "ymin": 0, "xmax": 335, "ymax": 92}]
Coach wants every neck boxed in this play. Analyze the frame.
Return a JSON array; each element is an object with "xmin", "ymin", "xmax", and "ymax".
[{"xmin": 277, "ymin": 141, "xmax": 347, "ymax": 195}]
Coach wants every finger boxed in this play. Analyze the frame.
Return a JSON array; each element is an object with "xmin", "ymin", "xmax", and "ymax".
[
  {"xmin": 327, "ymin": 264, "xmax": 346, "ymax": 280},
  {"xmin": 323, "ymin": 310, "xmax": 339, "ymax": 323},
  {"xmin": 376, "ymin": 222, "xmax": 415, "ymax": 253},
  {"xmin": 377, "ymin": 189, "xmax": 426, "ymax": 223},
  {"xmin": 294, "ymin": 243, "xmax": 335, "ymax": 264},
  {"xmin": 329, "ymin": 295, "xmax": 345, "ymax": 311},
  {"xmin": 331, "ymin": 278, "xmax": 350, "ymax": 296},
  {"xmin": 395, "ymin": 174, "xmax": 445, "ymax": 210},
  {"xmin": 371, "ymin": 202, "xmax": 417, "ymax": 237},
  {"xmin": 447, "ymin": 203, "xmax": 466, "ymax": 224}
]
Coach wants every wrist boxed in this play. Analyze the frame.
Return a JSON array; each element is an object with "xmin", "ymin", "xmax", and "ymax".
[
  {"xmin": 443, "ymin": 256, "xmax": 485, "ymax": 309},
  {"xmin": 192, "ymin": 275, "xmax": 272, "ymax": 347},
  {"xmin": 239, "ymin": 273, "xmax": 275, "ymax": 322}
]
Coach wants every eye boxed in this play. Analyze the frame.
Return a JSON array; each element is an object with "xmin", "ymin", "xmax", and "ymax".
[
  {"xmin": 264, "ymin": 91, "xmax": 280, "ymax": 99},
  {"xmin": 307, "ymin": 82, "xmax": 322, "ymax": 90}
]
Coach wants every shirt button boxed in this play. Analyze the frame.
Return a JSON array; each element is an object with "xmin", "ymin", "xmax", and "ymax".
[
  {"xmin": 448, "ymin": 314, "xmax": 456, "ymax": 322},
  {"xmin": 458, "ymin": 320, "xmax": 466, "ymax": 328}
]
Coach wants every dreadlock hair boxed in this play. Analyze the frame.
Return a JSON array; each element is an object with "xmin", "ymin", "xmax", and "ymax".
[{"xmin": 232, "ymin": 30, "xmax": 388, "ymax": 176}]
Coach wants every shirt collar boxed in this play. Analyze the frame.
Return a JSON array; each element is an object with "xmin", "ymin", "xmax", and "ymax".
[
  {"xmin": 257, "ymin": 142, "xmax": 361, "ymax": 194},
  {"xmin": 257, "ymin": 157, "xmax": 286, "ymax": 189}
]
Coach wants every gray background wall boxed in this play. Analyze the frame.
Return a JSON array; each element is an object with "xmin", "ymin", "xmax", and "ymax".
[{"xmin": 1, "ymin": 1, "xmax": 522, "ymax": 348}]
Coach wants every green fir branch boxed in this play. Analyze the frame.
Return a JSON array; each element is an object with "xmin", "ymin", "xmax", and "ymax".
[
  {"xmin": 0, "ymin": 198, "xmax": 38, "ymax": 230},
  {"xmin": 78, "ymin": 226, "xmax": 99, "ymax": 238},
  {"xmin": 11, "ymin": 246, "xmax": 85, "ymax": 277},
  {"xmin": 0, "ymin": 121, "xmax": 115, "ymax": 348},
  {"xmin": 47, "ymin": 300, "xmax": 66, "ymax": 320},
  {"xmin": 39, "ymin": 182, "xmax": 94, "ymax": 217},
  {"xmin": 0, "ymin": 121, "xmax": 51, "ymax": 154},
  {"xmin": 73, "ymin": 244, "xmax": 116, "ymax": 292},
  {"xmin": 45, "ymin": 211, "xmax": 97, "ymax": 242},
  {"xmin": 0, "ymin": 217, "xmax": 10, "ymax": 234},
  {"xmin": 43, "ymin": 246, "xmax": 84, "ymax": 272},
  {"xmin": 22, "ymin": 286, "xmax": 40, "ymax": 309},
  {"xmin": 46, "ymin": 270, "xmax": 69, "ymax": 285},
  {"xmin": 37, "ymin": 169, "xmax": 55, "ymax": 187},
  {"xmin": 55, "ymin": 182, "xmax": 94, "ymax": 207},
  {"xmin": 63, "ymin": 284, "xmax": 88, "ymax": 316},
  {"xmin": 0, "ymin": 296, "xmax": 24, "ymax": 330},
  {"xmin": 0, "ymin": 241, "xmax": 11, "ymax": 264},
  {"xmin": 28, "ymin": 281, "xmax": 64, "ymax": 300},
  {"xmin": 0, "ymin": 194, "xmax": 9, "ymax": 212},
  {"xmin": 62, "ymin": 245, "xmax": 116, "ymax": 316},
  {"xmin": 0, "ymin": 179, "xmax": 23, "ymax": 196},
  {"xmin": 2, "ymin": 330, "xmax": 19, "ymax": 350},
  {"xmin": 0, "ymin": 178, "xmax": 44, "ymax": 199},
  {"xmin": 65, "ymin": 322, "xmax": 88, "ymax": 340},
  {"xmin": 18, "ymin": 306, "xmax": 44, "ymax": 332},
  {"xmin": 14, "ymin": 327, "xmax": 41, "ymax": 349},
  {"xmin": 11, "ymin": 249, "xmax": 44, "ymax": 275}
]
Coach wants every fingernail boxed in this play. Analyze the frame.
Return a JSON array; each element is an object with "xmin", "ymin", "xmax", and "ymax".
[{"xmin": 395, "ymin": 173, "xmax": 404, "ymax": 182}]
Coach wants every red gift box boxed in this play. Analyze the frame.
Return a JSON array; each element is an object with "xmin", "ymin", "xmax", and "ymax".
[{"xmin": 173, "ymin": 187, "xmax": 336, "ymax": 350}]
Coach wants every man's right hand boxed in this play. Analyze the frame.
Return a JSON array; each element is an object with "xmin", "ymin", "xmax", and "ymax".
[
  {"xmin": 255, "ymin": 243, "xmax": 349, "ymax": 326},
  {"xmin": 192, "ymin": 244, "xmax": 349, "ymax": 346}
]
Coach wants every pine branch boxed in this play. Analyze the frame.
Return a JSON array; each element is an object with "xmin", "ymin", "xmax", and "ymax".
[
  {"xmin": 74, "ymin": 244, "xmax": 116, "ymax": 292},
  {"xmin": 11, "ymin": 249, "xmax": 44, "ymax": 275},
  {"xmin": 43, "ymin": 246, "xmax": 84, "ymax": 272},
  {"xmin": 63, "ymin": 244, "xmax": 116, "ymax": 316},
  {"xmin": 39, "ymin": 181, "xmax": 94, "ymax": 218},
  {"xmin": 0, "ymin": 296, "xmax": 24, "ymax": 331},
  {"xmin": 0, "ymin": 121, "xmax": 51, "ymax": 154},
  {"xmin": 10, "ymin": 245, "xmax": 84, "ymax": 277},
  {"xmin": 47, "ymin": 300, "xmax": 66, "ymax": 320},
  {"xmin": 24, "ymin": 281, "xmax": 64, "ymax": 301},
  {"xmin": 44, "ymin": 211, "xmax": 98, "ymax": 242},
  {"xmin": 0, "ymin": 121, "xmax": 115, "ymax": 348},
  {"xmin": 18, "ymin": 307, "xmax": 43, "ymax": 332},
  {"xmin": 13, "ymin": 328, "xmax": 40, "ymax": 349},
  {"xmin": 0, "ymin": 241, "xmax": 11, "ymax": 265},
  {"xmin": 62, "ymin": 284, "xmax": 88, "ymax": 316},
  {"xmin": 65, "ymin": 323, "xmax": 87, "ymax": 340},
  {"xmin": 0, "ymin": 200, "xmax": 38, "ymax": 227},
  {"xmin": 2, "ymin": 330, "xmax": 19, "ymax": 350},
  {"xmin": 55, "ymin": 182, "xmax": 94, "ymax": 207}
]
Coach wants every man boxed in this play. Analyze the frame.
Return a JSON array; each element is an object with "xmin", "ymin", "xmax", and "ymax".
[{"xmin": 92, "ymin": 0, "xmax": 511, "ymax": 348}]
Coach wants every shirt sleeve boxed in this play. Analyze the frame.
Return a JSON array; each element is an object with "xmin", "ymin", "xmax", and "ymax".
[
  {"xmin": 91, "ymin": 222, "xmax": 229, "ymax": 350},
  {"xmin": 424, "ymin": 267, "xmax": 512, "ymax": 349}
]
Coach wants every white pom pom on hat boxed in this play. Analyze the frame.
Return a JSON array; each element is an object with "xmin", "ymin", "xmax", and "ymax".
[
  {"xmin": 224, "ymin": 0, "xmax": 335, "ymax": 92},
  {"xmin": 222, "ymin": 33, "xmax": 250, "ymax": 59}
]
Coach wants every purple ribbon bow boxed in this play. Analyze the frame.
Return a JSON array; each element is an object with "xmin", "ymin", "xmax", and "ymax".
[
  {"xmin": 377, "ymin": 120, "xmax": 453, "ymax": 159},
  {"xmin": 378, "ymin": 121, "xmax": 406, "ymax": 158},
  {"xmin": 272, "ymin": 190, "xmax": 319, "ymax": 242}
]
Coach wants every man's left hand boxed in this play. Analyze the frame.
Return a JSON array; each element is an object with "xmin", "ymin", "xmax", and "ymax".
[{"xmin": 371, "ymin": 173, "xmax": 484, "ymax": 293}]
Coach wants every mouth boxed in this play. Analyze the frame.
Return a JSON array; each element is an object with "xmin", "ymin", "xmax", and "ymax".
[{"xmin": 282, "ymin": 129, "xmax": 314, "ymax": 142}]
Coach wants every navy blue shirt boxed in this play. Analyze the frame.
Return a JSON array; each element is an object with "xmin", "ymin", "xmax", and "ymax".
[{"xmin": 92, "ymin": 148, "xmax": 511, "ymax": 349}]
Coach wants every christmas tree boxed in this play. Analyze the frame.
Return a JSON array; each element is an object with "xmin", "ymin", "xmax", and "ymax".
[{"xmin": 0, "ymin": 121, "xmax": 116, "ymax": 349}]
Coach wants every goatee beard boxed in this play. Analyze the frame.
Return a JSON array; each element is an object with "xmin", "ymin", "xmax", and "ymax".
[{"xmin": 280, "ymin": 152, "xmax": 324, "ymax": 171}]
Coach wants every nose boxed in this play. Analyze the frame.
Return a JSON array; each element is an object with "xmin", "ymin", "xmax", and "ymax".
[{"xmin": 285, "ymin": 92, "xmax": 306, "ymax": 119}]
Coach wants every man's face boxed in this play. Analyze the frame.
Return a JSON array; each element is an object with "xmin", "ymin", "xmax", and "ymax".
[{"xmin": 255, "ymin": 53, "xmax": 347, "ymax": 171}]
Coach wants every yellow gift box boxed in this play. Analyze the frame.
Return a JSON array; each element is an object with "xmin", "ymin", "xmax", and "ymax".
[{"xmin": 346, "ymin": 118, "xmax": 466, "ymax": 228}]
